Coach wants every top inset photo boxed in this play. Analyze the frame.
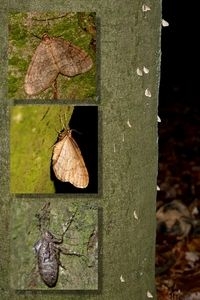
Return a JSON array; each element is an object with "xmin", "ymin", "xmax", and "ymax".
[{"xmin": 8, "ymin": 12, "xmax": 96, "ymax": 100}]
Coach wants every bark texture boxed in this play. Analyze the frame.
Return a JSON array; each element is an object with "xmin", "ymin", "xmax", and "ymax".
[{"xmin": 0, "ymin": 0, "xmax": 161, "ymax": 299}]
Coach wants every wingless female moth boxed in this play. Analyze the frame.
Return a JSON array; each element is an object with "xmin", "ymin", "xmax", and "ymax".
[
  {"xmin": 25, "ymin": 33, "xmax": 93, "ymax": 96},
  {"xmin": 52, "ymin": 128, "xmax": 89, "ymax": 188},
  {"xmin": 34, "ymin": 208, "xmax": 83, "ymax": 288}
]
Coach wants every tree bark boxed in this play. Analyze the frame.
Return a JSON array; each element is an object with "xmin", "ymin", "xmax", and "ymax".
[
  {"xmin": 0, "ymin": 0, "xmax": 161, "ymax": 299},
  {"xmin": 10, "ymin": 105, "xmax": 74, "ymax": 193}
]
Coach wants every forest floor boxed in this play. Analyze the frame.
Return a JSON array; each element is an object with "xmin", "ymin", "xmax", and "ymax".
[{"xmin": 156, "ymin": 101, "xmax": 200, "ymax": 300}]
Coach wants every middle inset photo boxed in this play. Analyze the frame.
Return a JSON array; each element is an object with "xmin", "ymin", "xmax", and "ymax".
[{"xmin": 10, "ymin": 105, "xmax": 98, "ymax": 194}]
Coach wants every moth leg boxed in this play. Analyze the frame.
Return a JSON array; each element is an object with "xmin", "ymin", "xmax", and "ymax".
[
  {"xmin": 50, "ymin": 209, "xmax": 79, "ymax": 245},
  {"xmin": 35, "ymin": 202, "xmax": 51, "ymax": 234},
  {"xmin": 59, "ymin": 246, "xmax": 83, "ymax": 257},
  {"xmin": 55, "ymin": 245, "xmax": 85, "ymax": 270},
  {"xmin": 60, "ymin": 245, "xmax": 88, "ymax": 265},
  {"xmin": 58, "ymin": 258, "xmax": 67, "ymax": 270},
  {"xmin": 59, "ymin": 112, "xmax": 68, "ymax": 129}
]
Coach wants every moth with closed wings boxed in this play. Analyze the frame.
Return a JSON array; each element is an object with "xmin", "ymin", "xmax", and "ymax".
[{"xmin": 52, "ymin": 128, "xmax": 89, "ymax": 189}]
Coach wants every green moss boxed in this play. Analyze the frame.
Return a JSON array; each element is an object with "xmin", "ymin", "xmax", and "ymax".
[
  {"xmin": 7, "ymin": 76, "xmax": 19, "ymax": 94},
  {"xmin": 10, "ymin": 105, "xmax": 74, "ymax": 193},
  {"xmin": 10, "ymin": 200, "xmax": 98, "ymax": 290},
  {"xmin": 8, "ymin": 12, "xmax": 96, "ymax": 100}
]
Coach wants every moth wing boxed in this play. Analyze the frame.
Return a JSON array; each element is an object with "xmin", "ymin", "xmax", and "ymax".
[
  {"xmin": 52, "ymin": 135, "xmax": 89, "ymax": 188},
  {"xmin": 24, "ymin": 42, "xmax": 59, "ymax": 96},
  {"xmin": 50, "ymin": 38, "xmax": 93, "ymax": 76}
]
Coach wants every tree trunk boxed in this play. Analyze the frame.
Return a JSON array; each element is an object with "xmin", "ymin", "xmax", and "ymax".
[{"xmin": 0, "ymin": 0, "xmax": 161, "ymax": 299}]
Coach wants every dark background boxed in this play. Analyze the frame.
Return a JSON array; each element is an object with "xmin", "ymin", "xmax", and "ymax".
[
  {"xmin": 158, "ymin": 0, "xmax": 200, "ymax": 205},
  {"xmin": 52, "ymin": 106, "xmax": 98, "ymax": 194},
  {"xmin": 160, "ymin": 0, "xmax": 199, "ymax": 108},
  {"xmin": 156, "ymin": 2, "xmax": 200, "ymax": 296}
]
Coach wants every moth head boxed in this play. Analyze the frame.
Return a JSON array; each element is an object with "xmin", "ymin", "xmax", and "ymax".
[
  {"xmin": 42, "ymin": 33, "xmax": 51, "ymax": 42},
  {"xmin": 58, "ymin": 128, "xmax": 71, "ymax": 141}
]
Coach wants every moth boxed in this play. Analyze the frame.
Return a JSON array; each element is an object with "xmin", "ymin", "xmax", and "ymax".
[
  {"xmin": 25, "ymin": 33, "xmax": 93, "ymax": 96},
  {"xmin": 52, "ymin": 128, "xmax": 89, "ymax": 188},
  {"xmin": 34, "ymin": 208, "xmax": 82, "ymax": 288},
  {"xmin": 34, "ymin": 230, "xmax": 62, "ymax": 288}
]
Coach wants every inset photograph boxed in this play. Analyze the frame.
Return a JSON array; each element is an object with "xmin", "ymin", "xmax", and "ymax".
[
  {"xmin": 8, "ymin": 12, "xmax": 96, "ymax": 100},
  {"xmin": 10, "ymin": 105, "xmax": 98, "ymax": 193},
  {"xmin": 10, "ymin": 200, "xmax": 98, "ymax": 290}
]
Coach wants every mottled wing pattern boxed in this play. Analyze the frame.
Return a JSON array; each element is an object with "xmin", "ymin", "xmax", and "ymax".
[
  {"xmin": 24, "ymin": 40, "xmax": 59, "ymax": 96},
  {"xmin": 50, "ymin": 37, "xmax": 93, "ymax": 76},
  {"xmin": 52, "ymin": 130, "xmax": 89, "ymax": 188},
  {"xmin": 24, "ymin": 34, "xmax": 93, "ymax": 96}
]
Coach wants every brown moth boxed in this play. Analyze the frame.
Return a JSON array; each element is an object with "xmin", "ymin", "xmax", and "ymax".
[
  {"xmin": 25, "ymin": 33, "xmax": 93, "ymax": 96},
  {"xmin": 52, "ymin": 128, "xmax": 89, "ymax": 188}
]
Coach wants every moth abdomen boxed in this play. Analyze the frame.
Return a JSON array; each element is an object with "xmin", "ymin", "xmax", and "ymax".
[{"xmin": 34, "ymin": 231, "xmax": 60, "ymax": 288}]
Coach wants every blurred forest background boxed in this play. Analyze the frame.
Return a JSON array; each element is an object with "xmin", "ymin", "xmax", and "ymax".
[{"xmin": 156, "ymin": 1, "xmax": 200, "ymax": 299}]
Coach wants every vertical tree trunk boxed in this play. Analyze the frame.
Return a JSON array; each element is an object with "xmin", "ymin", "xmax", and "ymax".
[
  {"xmin": 0, "ymin": 0, "xmax": 161, "ymax": 299},
  {"xmin": 99, "ymin": 1, "xmax": 161, "ymax": 299}
]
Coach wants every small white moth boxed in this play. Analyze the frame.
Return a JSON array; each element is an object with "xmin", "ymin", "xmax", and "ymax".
[
  {"xmin": 147, "ymin": 290, "xmax": 153, "ymax": 298},
  {"xmin": 127, "ymin": 119, "xmax": 132, "ymax": 128},
  {"xmin": 161, "ymin": 19, "xmax": 169, "ymax": 27},
  {"xmin": 145, "ymin": 88, "xmax": 151, "ymax": 97},
  {"xmin": 157, "ymin": 115, "xmax": 161, "ymax": 122},
  {"xmin": 52, "ymin": 128, "xmax": 89, "ymax": 188},
  {"xmin": 133, "ymin": 210, "xmax": 139, "ymax": 220},
  {"xmin": 142, "ymin": 4, "xmax": 151, "ymax": 12},
  {"xmin": 143, "ymin": 66, "xmax": 149, "ymax": 74},
  {"xmin": 136, "ymin": 68, "xmax": 143, "ymax": 76}
]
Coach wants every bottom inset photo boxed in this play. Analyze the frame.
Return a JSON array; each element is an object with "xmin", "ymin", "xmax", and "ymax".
[{"xmin": 10, "ymin": 199, "xmax": 99, "ymax": 290}]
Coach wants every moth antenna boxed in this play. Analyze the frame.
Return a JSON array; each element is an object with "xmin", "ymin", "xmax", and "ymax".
[
  {"xmin": 35, "ymin": 202, "xmax": 51, "ymax": 233},
  {"xmin": 55, "ymin": 128, "xmax": 60, "ymax": 134},
  {"xmin": 59, "ymin": 113, "xmax": 70, "ymax": 130},
  {"xmin": 49, "ymin": 142, "xmax": 55, "ymax": 150},
  {"xmin": 59, "ymin": 114, "xmax": 66, "ymax": 129},
  {"xmin": 71, "ymin": 128, "xmax": 82, "ymax": 136},
  {"xmin": 61, "ymin": 208, "xmax": 78, "ymax": 240}
]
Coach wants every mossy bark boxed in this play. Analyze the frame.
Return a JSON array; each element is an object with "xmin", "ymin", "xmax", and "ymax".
[
  {"xmin": 10, "ymin": 105, "xmax": 74, "ymax": 193},
  {"xmin": 8, "ymin": 12, "xmax": 96, "ymax": 100},
  {"xmin": 10, "ymin": 199, "xmax": 98, "ymax": 290}
]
